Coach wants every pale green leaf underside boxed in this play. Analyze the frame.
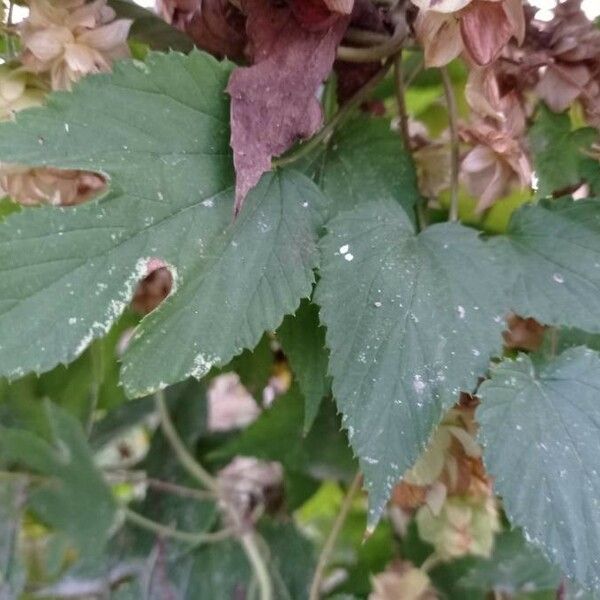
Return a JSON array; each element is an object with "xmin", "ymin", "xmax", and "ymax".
[
  {"xmin": 315, "ymin": 199, "xmax": 508, "ymax": 525},
  {"xmin": 0, "ymin": 51, "xmax": 327, "ymax": 395},
  {"xmin": 478, "ymin": 348, "xmax": 600, "ymax": 589},
  {"xmin": 494, "ymin": 197, "xmax": 600, "ymax": 332}
]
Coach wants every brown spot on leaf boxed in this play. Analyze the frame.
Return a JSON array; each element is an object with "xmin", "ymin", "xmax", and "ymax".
[{"xmin": 227, "ymin": 0, "xmax": 350, "ymax": 213}]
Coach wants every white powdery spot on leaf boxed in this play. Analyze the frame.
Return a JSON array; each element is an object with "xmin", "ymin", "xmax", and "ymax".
[
  {"xmin": 75, "ymin": 257, "xmax": 178, "ymax": 360},
  {"xmin": 189, "ymin": 352, "xmax": 221, "ymax": 380}
]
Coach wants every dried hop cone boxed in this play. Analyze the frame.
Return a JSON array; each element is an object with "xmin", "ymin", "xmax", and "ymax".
[
  {"xmin": 20, "ymin": 0, "xmax": 132, "ymax": 90},
  {"xmin": 0, "ymin": 165, "xmax": 105, "ymax": 206},
  {"xmin": 369, "ymin": 561, "xmax": 438, "ymax": 600},
  {"xmin": 416, "ymin": 495, "xmax": 501, "ymax": 560}
]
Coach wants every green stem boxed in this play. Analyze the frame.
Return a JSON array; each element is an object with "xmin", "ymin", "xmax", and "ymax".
[
  {"xmin": 441, "ymin": 67, "xmax": 460, "ymax": 222},
  {"xmin": 86, "ymin": 341, "xmax": 104, "ymax": 436},
  {"xmin": 337, "ymin": 22, "xmax": 407, "ymax": 63},
  {"xmin": 343, "ymin": 28, "xmax": 391, "ymax": 46},
  {"xmin": 393, "ymin": 52, "xmax": 411, "ymax": 156},
  {"xmin": 308, "ymin": 472, "xmax": 362, "ymax": 600},
  {"xmin": 155, "ymin": 391, "xmax": 218, "ymax": 493},
  {"xmin": 124, "ymin": 507, "xmax": 230, "ymax": 545},
  {"xmin": 274, "ymin": 58, "xmax": 394, "ymax": 168},
  {"xmin": 420, "ymin": 552, "xmax": 443, "ymax": 573},
  {"xmin": 155, "ymin": 392, "xmax": 273, "ymax": 599},
  {"xmin": 240, "ymin": 533, "xmax": 273, "ymax": 600}
]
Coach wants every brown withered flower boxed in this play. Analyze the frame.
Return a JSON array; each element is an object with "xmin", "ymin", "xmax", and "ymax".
[
  {"xmin": 412, "ymin": 0, "xmax": 524, "ymax": 67},
  {"xmin": 0, "ymin": 165, "xmax": 105, "ymax": 206},
  {"xmin": 370, "ymin": 561, "xmax": 438, "ymax": 600}
]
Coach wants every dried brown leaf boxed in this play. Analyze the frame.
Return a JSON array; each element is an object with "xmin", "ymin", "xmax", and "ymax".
[{"xmin": 227, "ymin": 0, "xmax": 349, "ymax": 212}]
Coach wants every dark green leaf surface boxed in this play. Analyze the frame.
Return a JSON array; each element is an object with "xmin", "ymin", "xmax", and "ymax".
[
  {"xmin": 478, "ymin": 349, "xmax": 600, "ymax": 589},
  {"xmin": 0, "ymin": 51, "xmax": 327, "ymax": 396},
  {"xmin": 459, "ymin": 529, "xmax": 560, "ymax": 595},
  {"xmin": 494, "ymin": 198, "xmax": 600, "ymax": 332},
  {"xmin": 0, "ymin": 402, "xmax": 116, "ymax": 555},
  {"xmin": 0, "ymin": 480, "xmax": 27, "ymax": 599},
  {"xmin": 141, "ymin": 522, "xmax": 313, "ymax": 599},
  {"xmin": 529, "ymin": 106, "xmax": 598, "ymax": 198},
  {"xmin": 316, "ymin": 199, "xmax": 508, "ymax": 525},
  {"xmin": 278, "ymin": 299, "xmax": 330, "ymax": 432},
  {"xmin": 213, "ymin": 388, "xmax": 356, "ymax": 484},
  {"xmin": 306, "ymin": 117, "xmax": 420, "ymax": 220}
]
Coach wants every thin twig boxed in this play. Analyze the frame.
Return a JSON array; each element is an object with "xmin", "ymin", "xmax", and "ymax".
[
  {"xmin": 394, "ymin": 52, "xmax": 429, "ymax": 231},
  {"xmin": 155, "ymin": 391, "xmax": 218, "ymax": 493},
  {"xmin": 308, "ymin": 472, "xmax": 363, "ymax": 600},
  {"xmin": 124, "ymin": 506, "xmax": 231, "ymax": 545},
  {"xmin": 154, "ymin": 391, "xmax": 274, "ymax": 600},
  {"xmin": 240, "ymin": 533, "xmax": 273, "ymax": 600},
  {"xmin": 393, "ymin": 52, "xmax": 411, "ymax": 153},
  {"xmin": 343, "ymin": 28, "xmax": 391, "ymax": 46},
  {"xmin": 86, "ymin": 341, "xmax": 104, "ymax": 436},
  {"xmin": 441, "ymin": 67, "xmax": 460, "ymax": 222},
  {"xmin": 420, "ymin": 552, "xmax": 443, "ymax": 573},
  {"xmin": 104, "ymin": 471, "xmax": 216, "ymax": 501},
  {"xmin": 274, "ymin": 58, "xmax": 395, "ymax": 168},
  {"xmin": 337, "ymin": 21, "xmax": 407, "ymax": 63}
]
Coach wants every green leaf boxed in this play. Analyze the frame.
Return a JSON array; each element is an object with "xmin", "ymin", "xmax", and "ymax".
[
  {"xmin": 213, "ymin": 388, "xmax": 356, "ymax": 487},
  {"xmin": 315, "ymin": 199, "xmax": 508, "ymax": 526},
  {"xmin": 494, "ymin": 197, "xmax": 600, "ymax": 332},
  {"xmin": 478, "ymin": 348, "xmax": 600, "ymax": 589},
  {"xmin": 261, "ymin": 521, "xmax": 316, "ymax": 600},
  {"xmin": 224, "ymin": 334, "xmax": 274, "ymax": 397},
  {"xmin": 0, "ymin": 480, "xmax": 27, "ymax": 599},
  {"xmin": 307, "ymin": 117, "xmax": 420, "ymax": 220},
  {"xmin": 143, "ymin": 539, "xmax": 251, "ymax": 599},
  {"xmin": 89, "ymin": 396, "xmax": 154, "ymax": 451},
  {"xmin": 278, "ymin": 299, "xmax": 330, "ymax": 432},
  {"xmin": 140, "ymin": 522, "xmax": 313, "ymax": 599},
  {"xmin": 123, "ymin": 169, "xmax": 327, "ymax": 396},
  {"xmin": 109, "ymin": 0, "xmax": 194, "ymax": 52},
  {"xmin": 0, "ymin": 402, "xmax": 117, "ymax": 555},
  {"xmin": 0, "ymin": 51, "xmax": 327, "ymax": 396},
  {"xmin": 529, "ymin": 105, "xmax": 599, "ymax": 198},
  {"xmin": 459, "ymin": 529, "xmax": 561, "ymax": 596}
]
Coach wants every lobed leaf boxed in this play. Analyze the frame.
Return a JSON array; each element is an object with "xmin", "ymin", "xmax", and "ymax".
[
  {"xmin": 315, "ymin": 199, "xmax": 508, "ymax": 525},
  {"xmin": 478, "ymin": 348, "xmax": 600, "ymax": 589},
  {"xmin": 529, "ymin": 105, "xmax": 599, "ymax": 198},
  {"xmin": 493, "ymin": 197, "xmax": 600, "ymax": 333},
  {"xmin": 0, "ymin": 51, "xmax": 327, "ymax": 396}
]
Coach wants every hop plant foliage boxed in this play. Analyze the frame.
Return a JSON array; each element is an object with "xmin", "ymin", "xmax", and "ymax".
[{"xmin": 1, "ymin": 0, "xmax": 600, "ymax": 598}]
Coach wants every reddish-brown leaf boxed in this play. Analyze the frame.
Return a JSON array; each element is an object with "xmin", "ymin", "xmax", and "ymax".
[
  {"xmin": 158, "ymin": 0, "xmax": 247, "ymax": 61},
  {"xmin": 291, "ymin": 0, "xmax": 341, "ymax": 31},
  {"xmin": 228, "ymin": 0, "xmax": 349, "ymax": 212}
]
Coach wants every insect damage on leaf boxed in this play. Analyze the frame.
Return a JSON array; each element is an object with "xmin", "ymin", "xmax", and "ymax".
[{"xmin": 227, "ymin": 0, "xmax": 350, "ymax": 213}]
